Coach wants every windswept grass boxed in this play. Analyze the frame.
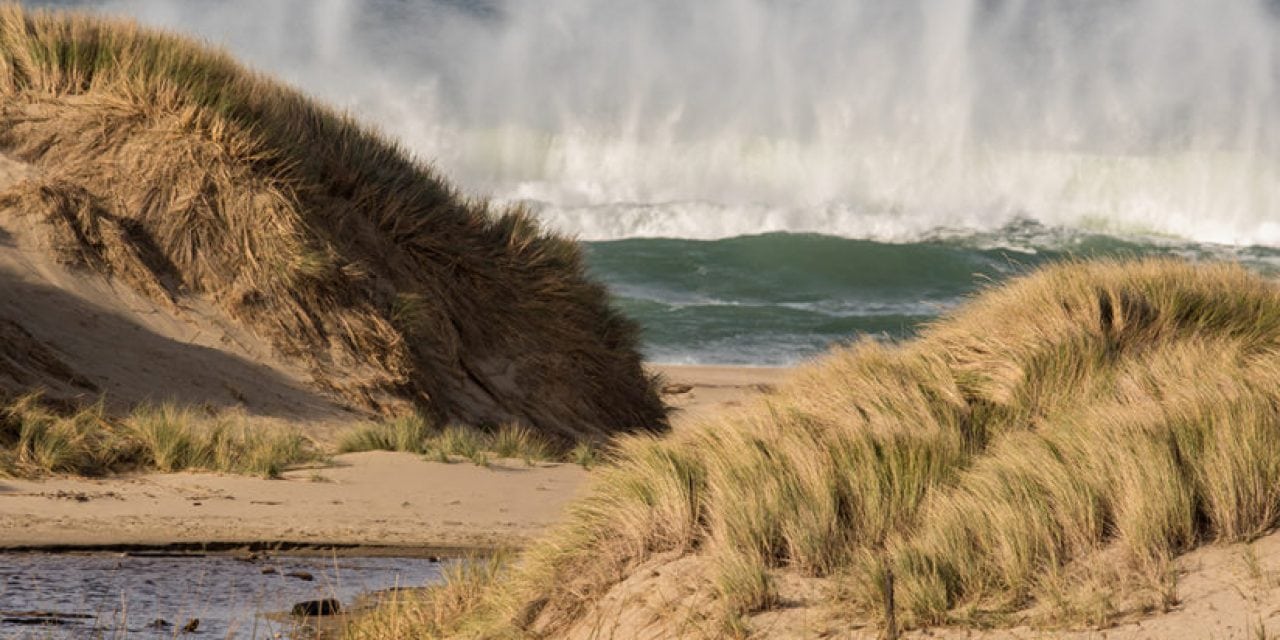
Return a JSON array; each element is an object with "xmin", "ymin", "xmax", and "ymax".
[
  {"xmin": 432, "ymin": 426, "xmax": 490, "ymax": 465},
  {"xmin": 355, "ymin": 259, "xmax": 1280, "ymax": 637},
  {"xmin": 339, "ymin": 414, "xmax": 436, "ymax": 455},
  {"xmin": 568, "ymin": 439, "xmax": 602, "ymax": 470},
  {"xmin": 0, "ymin": 395, "xmax": 133, "ymax": 476},
  {"xmin": 490, "ymin": 425, "xmax": 552, "ymax": 462},
  {"xmin": 0, "ymin": 3, "xmax": 666, "ymax": 441},
  {"xmin": 126, "ymin": 402, "xmax": 310, "ymax": 477},
  {"xmin": 340, "ymin": 419, "xmax": 558, "ymax": 467},
  {"xmin": 0, "ymin": 396, "xmax": 314, "ymax": 478},
  {"xmin": 2, "ymin": 396, "xmax": 564, "ymax": 479},
  {"xmin": 346, "ymin": 555, "xmax": 510, "ymax": 640}
]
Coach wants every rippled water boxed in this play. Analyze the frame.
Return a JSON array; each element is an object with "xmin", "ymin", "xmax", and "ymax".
[
  {"xmin": 585, "ymin": 227, "xmax": 1280, "ymax": 364},
  {"xmin": 0, "ymin": 553, "xmax": 443, "ymax": 639}
]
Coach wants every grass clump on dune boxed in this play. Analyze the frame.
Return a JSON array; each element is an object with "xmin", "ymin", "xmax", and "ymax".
[
  {"xmin": 339, "ymin": 418, "xmax": 558, "ymax": 467},
  {"xmin": 0, "ymin": 3, "xmax": 665, "ymax": 442},
  {"xmin": 0, "ymin": 395, "xmax": 131, "ymax": 476},
  {"xmin": 355, "ymin": 259, "xmax": 1280, "ymax": 637},
  {"xmin": 125, "ymin": 402, "xmax": 311, "ymax": 477},
  {"xmin": 339, "ymin": 414, "xmax": 437, "ymax": 456},
  {"xmin": 0, "ymin": 396, "xmax": 314, "ymax": 478},
  {"xmin": 346, "ymin": 555, "xmax": 509, "ymax": 640}
]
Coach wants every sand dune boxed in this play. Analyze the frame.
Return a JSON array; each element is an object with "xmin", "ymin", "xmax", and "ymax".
[
  {"xmin": 2, "ymin": 359, "xmax": 1277, "ymax": 640},
  {"xmin": 0, "ymin": 4, "xmax": 666, "ymax": 439},
  {"xmin": 558, "ymin": 532, "xmax": 1280, "ymax": 639},
  {"xmin": 430, "ymin": 260, "xmax": 1280, "ymax": 640},
  {"xmin": 0, "ymin": 152, "xmax": 359, "ymax": 433}
]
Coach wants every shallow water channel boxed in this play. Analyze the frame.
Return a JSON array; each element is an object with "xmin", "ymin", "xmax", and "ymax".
[{"xmin": 0, "ymin": 552, "xmax": 444, "ymax": 638}]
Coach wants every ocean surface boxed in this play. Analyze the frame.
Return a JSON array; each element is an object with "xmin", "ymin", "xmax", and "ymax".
[
  {"xmin": 584, "ymin": 227, "xmax": 1280, "ymax": 364},
  {"xmin": 29, "ymin": 0, "xmax": 1280, "ymax": 364}
]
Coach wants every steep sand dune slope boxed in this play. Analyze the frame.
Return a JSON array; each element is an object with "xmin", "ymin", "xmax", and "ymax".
[
  {"xmin": 0, "ymin": 151, "xmax": 357, "ymax": 430},
  {"xmin": 0, "ymin": 6, "xmax": 666, "ymax": 440}
]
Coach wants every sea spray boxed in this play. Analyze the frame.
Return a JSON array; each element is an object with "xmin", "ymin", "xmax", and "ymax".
[
  {"xmin": 50, "ymin": 0, "xmax": 1280, "ymax": 245},
  {"xmin": 32, "ymin": 0, "xmax": 1280, "ymax": 362}
]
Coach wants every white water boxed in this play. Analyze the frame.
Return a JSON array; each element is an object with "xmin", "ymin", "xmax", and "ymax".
[{"xmin": 49, "ymin": 0, "xmax": 1280, "ymax": 244}]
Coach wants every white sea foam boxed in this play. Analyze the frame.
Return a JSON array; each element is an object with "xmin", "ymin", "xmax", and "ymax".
[{"xmin": 63, "ymin": 0, "xmax": 1280, "ymax": 246}]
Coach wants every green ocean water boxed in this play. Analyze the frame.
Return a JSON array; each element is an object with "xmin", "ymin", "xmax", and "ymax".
[{"xmin": 584, "ymin": 227, "xmax": 1280, "ymax": 365}]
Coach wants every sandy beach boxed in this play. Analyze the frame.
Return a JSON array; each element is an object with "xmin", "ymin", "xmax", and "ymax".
[{"xmin": 0, "ymin": 364, "xmax": 785, "ymax": 554}]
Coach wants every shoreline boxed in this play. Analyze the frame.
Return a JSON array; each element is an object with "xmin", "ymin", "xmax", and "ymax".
[
  {"xmin": 0, "ymin": 364, "xmax": 788, "ymax": 555},
  {"xmin": 649, "ymin": 363, "xmax": 788, "ymax": 425},
  {"xmin": 0, "ymin": 541, "xmax": 483, "ymax": 559},
  {"xmin": 0, "ymin": 452, "xmax": 590, "ymax": 554}
]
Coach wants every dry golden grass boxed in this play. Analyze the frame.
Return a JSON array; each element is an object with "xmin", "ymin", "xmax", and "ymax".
[
  {"xmin": 338, "ymin": 418, "xmax": 556, "ymax": 466},
  {"xmin": 2, "ymin": 394, "xmax": 557, "ymax": 478},
  {"xmin": 346, "ymin": 555, "xmax": 510, "ymax": 640},
  {"xmin": 349, "ymin": 259, "xmax": 1280, "ymax": 638},
  {"xmin": 0, "ymin": 4, "xmax": 665, "ymax": 442},
  {"xmin": 339, "ymin": 414, "xmax": 438, "ymax": 456},
  {"xmin": 0, "ymin": 394, "xmax": 314, "ymax": 478}
]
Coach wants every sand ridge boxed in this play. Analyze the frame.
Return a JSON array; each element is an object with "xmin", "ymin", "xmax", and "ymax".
[{"xmin": 0, "ymin": 8, "xmax": 670, "ymax": 436}]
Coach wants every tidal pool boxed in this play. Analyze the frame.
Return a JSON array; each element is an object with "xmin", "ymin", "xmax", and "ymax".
[{"xmin": 0, "ymin": 552, "xmax": 444, "ymax": 638}]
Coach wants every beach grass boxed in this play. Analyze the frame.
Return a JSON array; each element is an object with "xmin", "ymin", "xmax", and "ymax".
[
  {"xmin": 0, "ymin": 395, "xmax": 315, "ymax": 478},
  {"xmin": 339, "ymin": 419, "xmax": 561, "ymax": 467},
  {"xmin": 347, "ymin": 258, "xmax": 1280, "ymax": 637},
  {"xmin": 338, "ymin": 414, "xmax": 437, "ymax": 455},
  {"xmin": 345, "ymin": 555, "xmax": 509, "ymax": 640},
  {"xmin": 1, "ymin": 395, "xmax": 578, "ymax": 478},
  {"xmin": 567, "ymin": 439, "xmax": 602, "ymax": 470}
]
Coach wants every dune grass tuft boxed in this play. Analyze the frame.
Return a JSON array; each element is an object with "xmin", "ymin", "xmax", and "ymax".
[
  {"xmin": 124, "ymin": 402, "xmax": 312, "ymax": 477},
  {"xmin": 350, "ymin": 259, "xmax": 1280, "ymax": 637},
  {"xmin": 338, "ymin": 414, "xmax": 436, "ymax": 455},
  {"xmin": 490, "ymin": 424, "xmax": 552, "ymax": 462},
  {"xmin": 0, "ymin": 395, "xmax": 314, "ymax": 478},
  {"xmin": 568, "ymin": 439, "xmax": 601, "ymax": 469},
  {"xmin": 345, "ymin": 555, "xmax": 509, "ymax": 640},
  {"xmin": 0, "ymin": 395, "xmax": 133, "ymax": 476},
  {"xmin": 338, "ymin": 418, "xmax": 558, "ymax": 467}
]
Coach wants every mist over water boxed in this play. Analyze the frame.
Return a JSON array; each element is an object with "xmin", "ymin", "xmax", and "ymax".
[
  {"xmin": 29, "ymin": 0, "xmax": 1280, "ymax": 362},
  {"xmin": 37, "ymin": 0, "xmax": 1280, "ymax": 244}
]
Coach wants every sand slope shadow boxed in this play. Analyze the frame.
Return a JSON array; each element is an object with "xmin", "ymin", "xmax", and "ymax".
[{"xmin": 0, "ymin": 264, "xmax": 357, "ymax": 425}]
